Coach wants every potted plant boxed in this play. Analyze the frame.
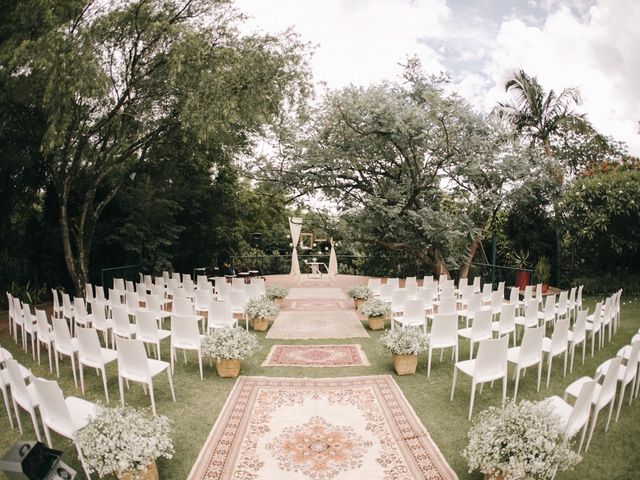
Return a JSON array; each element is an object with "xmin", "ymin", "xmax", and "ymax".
[
  {"xmin": 346, "ymin": 286, "xmax": 370, "ymax": 309},
  {"xmin": 76, "ymin": 405, "xmax": 173, "ymax": 480},
  {"xmin": 534, "ymin": 256, "xmax": 552, "ymax": 294},
  {"xmin": 508, "ymin": 249, "xmax": 531, "ymax": 291},
  {"xmin": 245, "ymin": 295, "xmax": 280, "ymax": 331},
  {"xmin": 265, "ymin": 285, "xmax": 289, "ymax": 306},
  {"xmin": 359, "ymin": 298, "xmax": 390, "ymax": 330},
  {"xmin": 378, "ymin": 327, "xmax": 429, "ymax": 375},
  {"xmin": 462, "ymin": 400, "xmax": 581, "ymax": 480},
  {"xmin": 201, "ymin": 328, "xmax": 259, "ymax": 377}
]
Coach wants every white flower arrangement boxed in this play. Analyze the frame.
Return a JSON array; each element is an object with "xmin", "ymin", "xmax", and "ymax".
[
  {"xmin": 246, "ymin": 296, "xmax": 280, "ymax": 319},
  {"xmin": 76, "ymin": 405, "xmax": 173, "ymax": 477},
  {"xmin": 266, "ymin": 286, "xmax": 289, "ymax": 300},
  {"xmin": 463, "ymin": 400, "xmax": 581, "ymax": 480},
  {"xmin": 201, "ymin": 327, "xmax": 259, "ymax": 360},
  {"xmin": 359, "ymin": 298, "xmax": 391, "ymax": 317},
  {"xmin": 379, "ymin": 327, "xmax": 429, "ymax": 355},
  {"xmin": 346, "ymin": 286, "xmax": 371, "ymax": 300}
]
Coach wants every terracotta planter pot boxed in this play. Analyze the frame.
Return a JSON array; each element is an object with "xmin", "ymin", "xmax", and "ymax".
[
  {"xmin": 392, "ymin": 353, "xmax": 418, "ymax": 375},
  {"xmin": 515, "ymin": 270, "xmax": 530, "ymax": 291},
  {"xmin": 216, "ymin": 358, "xmax": 241, "ymax": 378},
  {"xmin": 541, "ymin": 283, "xmax": 549, "ymax": 294},
  {"xmin": 117, "ymin": 461, "xmax": 158, "ymax": 480},
  {"xmin": 367, "ymin": 315, "xmax": 385, "ymax": 331},
  {"xmin": 251, "ymin": 316, "xmax": 271, "ymax": 332}
]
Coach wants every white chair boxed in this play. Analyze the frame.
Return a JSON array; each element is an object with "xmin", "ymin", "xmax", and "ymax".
[
  {"xmin": 472, "ymin": 276, "xmax": 481, "ymax": 294},
  {"xmin": 596, "ymin": 341, "xmax": 640, "ymax": 422},
  {"xmin": 507, "ymin": 325, "xmax": 544, "ymax": 401},
  {"xmin": 542, "ymin": 318, "xmax": 570, "ymax": 387},
  {"xmin": 73, "ymin": 297, "xmax": 93, "ymax": 333},
  {"xmin": 51, "ymin": 318, "xmax": 79, "ymax": 388},
  {"xmin": 85, "ymin": 283, "xmax": 94, "ymax": 304},
  {"xmin": 31, "ymin": 376, "xmax": 97, "ymax": 479},
  {"xmin": 387, "ymin": 277, "xmax": 400, "ymax": 290},
  {"xmin": 51, "ymin": 289, "xmax": 64, "ymax": 320},
  {"xmin": 392, "ymin": 299, "xmax": 426, "ymax": 332},
  {"xmin": 35, "ymin": 309, "xmax": 54, "ymax": 372},
  {"xmin": 451, "ymin": 335, "xmax": 509, "ymax": 420},
  {"xmin": 427, "ymin": 313, "xmax": 458, "ymax": 377},
  {"xmin": 378, "ymin": 283, "xmax": 395, "ymax": 303},
  {"xmin": 416, "ymin": 287, "xmax": 435, "ymax": 315},
  {"xmin": 5, "ymin": 358, "xmax": 41, "ymax": 441},
  {"xmin": 514, "ymin": 299, "xmax": 539, "ymax": 337},
  {"xmin": 76, "ymin": 327, "xmax": 118, "ymax": 402},
  {"xmin": 546, "ymin": 379, "xmax": 597, "ymax": 453},
  {"xmin": 9, "ymin": 297, "xmax": 25, "ymax": 347},
  {"xmin": 488, "ymin": 290, "xmax": 503, "ymax": 319},
  {"xmin": 229, "ymin": 290, "xmax": 248, "ymax": 330},
  {"xmin": 458, "ymin": 293, "xmax": 482, "ymax": 328},
  {"xmin": 145, "ymin": 294, "xmax": 171, "ymax": 328},
  {"xmin": 135, "ymin": 310, "xmax": 171, "ymax": 360},
  {"xmin": 207, "ymin": 302, "xmax": 237, "ymax": 331},
  {"xmin": 216, "ymin": 281, "xmax": 231, "ymax": 302},
  {"xmin": 555, "ymin": 290, "xmax": 569, "ymax": 322},
  {"xmin": 125, "ymin": 291, "xmax": 141, "ymax": 315},
  {"xmin": 537, "ymin": 294, "xmax": 556, "ymax": 328},
  {"xmin": 568, "ymin": 310, "xmax": 588, "ymax": 372},
  {"xmin": 170, "ymin": 315, "xmax": 204, "ymax": 380},
  {"xmin": 113, "ymin": 278, "xmax": 125, "ymax": 291},
  {"xmin": 430, "ymin": 295, "xmax": 456, "ymax": 319},
  {"xmin": 585, "ymin": 302, "xmax": 603, "ymax": 356},
  {"xmin": 61, "ymin": 293, "xmax": 75, "ymax": 327},
  {"xmin": 173, "ymin": 297, "xmax": 194, "ymax": 316},
  {"xmin": 21, "ymin": 304, "xmax": 38, "ymax": 359},
  {"xmin": 481, "ymin": 283, "xmax": 492, "ymax": 305},
  {"xmin": 458, "ymin": 309, "xmax": 493, "ymax": 359},
  {"xmin": 367, "ymin": 278, "xmax": 382, "ymax": 297},
  {"xmin": 491, "ymin": 303, "xmax": 516, "ymax": 346},
  {"xmin": 390, "ymin": 289, "xmax": 408, "ymax": 318},
  {"xmin": 111, "ymin": 305, "xmax": 137, "ymax": 342},
  {"xmin": 90, "ymin": 299, "xmax": 113, "ymax": 348},
  {"xmin": 116, "ymin": 337, "xmax": 176, "ymax": 415},
  {"xmin": 194, "ymin": 288, "xmax": 214, "ymax": 314},
  {"xmin": 566, "ymin": 287, "xmax": 577, "ymax": 320},
  {"xmin": 564, "ymin": 356, "xmax": 622, "ymax": 451}
]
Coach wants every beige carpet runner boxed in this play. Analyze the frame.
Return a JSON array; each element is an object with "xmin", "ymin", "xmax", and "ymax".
[
  {"xmin": 187, "ymin": 375, "xmax": 458, "ymax": 480},
  {"xmin": 267, "ymin": 287, "xmax": 368, "ymax": 339},
  {"xmin": 261, "ymin": 344, "xmax": 369, "ymax": 367}
]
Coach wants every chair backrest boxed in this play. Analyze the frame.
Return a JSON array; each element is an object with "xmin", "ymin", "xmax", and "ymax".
[
  {"xmin": 108, "ymin": 288, "xmax": 124, "ymax": 305},
  {"xmin": 549, "ymin": 318, "xmax": 570, "ymax": 354},
  {"xmin": 572, "ymin": 309, "xmax": 587, "ymax": 341},
  {"xmin": 196, "ymin": 275, "xmax": 209, "ymax": 289},
  {"xmin": 439, "ymin": 296, "xmax": 457, "ymax": 314},
  {"xmin": 624, "ymin": 341, "xmax": 640, "ymax": 383},
  {"xmin": 508, "ymin": 287, "xmax": 519, "ymax": 304},
  {"xmin": 557, "ymin": 290, "xmax": 568, "ymax": 309},
  {"xmin": 497, "ymin": 281, "xmax": 505, "ymax": 295},
  {"xmin": 518, "ymin": 325, "xmax": 544, "ymax": 364},
  {"xmin": 498, "ymin": 303, "xmax": 516, "ymax": 330},
  {"xmin": 523, "ymin": 285, "xmax": 533, "ymax": 302},
  {"xmin": 391, "ymin": 289, "xmax": 408, "ymax": 308},
  {"xmin": 367, "ymin": 278, "xmax": 381, "ymax": 294},
  {"xmin": 568, "ymin": 287, "xmax": 576, "ymax": 304},
  {"xmin": 472, "ymin": 276, "xmax": 481, "ymax": 292},
  {"xmin": 50, "ymin": 289, "xmax": 60, "ymax": 311},
  {"xmin": 208, "ymin": 302, "xmax": 233, "ymax": 329},
  {"xmin": 95, "ymin": 285, "xmax": 106, "ymax": 302},
  {"xmin": 387, "ymin": 278, "xmax": 400, "ymax": 289},
  {"xmin": 470, "ymin": 309, "xmax": 492, "ymax": 338},
  {"xmin": 565, "ymin": 380, "xmax": 597, "ymax": 440},
  {"xmin": 245, "ymin": 284, "xmax": 262, "ymax": 301},
  {"xmin": 146, "ymin": 294, "xmax": 163, "ymax": 314},
  {"xmin": 576, "ymin": 285, "xmax": 584, "ymax": 307},
  {"xmin": 405, "ymin": 276, "xmax": 417, "ymax": 287},
  {"xmin": 174, "ymin": 298, "xmax": 194, "ymax": 315},
  {"xmin": 597, "ymin": 357, "xmax": 622, "ymax": 408},
  {"xmin": 458, "ymin": 277, "xmax": 468, "ymax": 289},
  {"xmin": 136, "ymin": 310, "xmax": 160, "ymax": 340},
  {"xmin": 52, "ymin": 318, "xmax": 74, "ymax": 352},
  {"xmin": 535, "ymin": 284, "xmax": 543, "ymax": 304},
  {"xmin": 467, "ymin": 294, "xmax": 482, "ymax": 314},
  {"xmin": 423, "ymin": 275, "xmax": 435, "ymax": 287},
  {"xmin": 524, "ymin": 299, "xmax": 538, "ymax": 327},
  {"xmin": 229, "ymin": 290, "xmax": 247, "ymax": 309},
  {"xmin": 195, "ymin": 288, "xmax": 214, "ymax": 307},
  {"xmin": 112, "ymin": 305, "xmax": 131, "ymax": 335},
  {"xmin": 481, "ymin": 283, "xmax": 492, "ymax": 299},
  {"xmin": 544, "ymin": 294, "xmax": 556, "ymax": 316},
  {"xmin": 431, "ymin": 313, "xmax": 458, "ymax": 343},
  {"xmin": 90, "ymin": 300, "xmax": 108, "ymax": 329},
  {"xmin": 144, "ymin": 274, "xmax": 153, "ymax": 287},
  {"xmin": 31, "ymin": 377, "xmax": 75, "ymax": 436},
  {"xmin": 62, "ymin": 293, "xmax": 73, "ymax": 314},
  {"xmin": 491, "ymin": 291, "xmax": 502, "ymax": 309},
  {"xmin": 379, "ymin": 283, "xmax": 395, "ymax": 302},
  {"xmin": 231, "ymin": 277, "xmax": 245, "ymax": 291},
  {"xmin": 403, "ymin": 299, "xmax": 425, "ymax": 321},
  {"xmin": 125, "ymin": 280, "xmax": 135, "ymax": 293},
  {"xmin": 116, "ymin": 337, "xmax": 151, "ymax": 380},
  {"xmin": 216, "ymin": 281, "xmax": 231, "ymax": 301},
  {"xmin": 113, "ymin": 278, "xmax": 125, "ymax": 291},
  {"xmin": 171, "ymin": 314, "xmax": 201, "ymax": 344},
  {"xmin": 440, "ymin": 285, "xmax": 455, "ymax": 299},
  {"xmin": 171, "ymin": 272, "xmax": 181, "ymax": 282},
  {"xmin": 163, "ymin": 271, "xmax": 170, "ymax": 284},
  {"xmin": 591, "ymin": 302, "xmax": 603, "ymax": 328},
  {"xmin": 35, "ymin": 309, "xmax": 51, "ymax": 337},
  {"xmin": 5, "ymin": 358, "xmax": 31, "ymax": 407},
  {"xmin": 74, "ymin": 297, "xmax": 88, "ymax": 317},
  {"xmin": 405, "ymin": 283, "xmax": 418, "ymax": 299},
  {"xmin": 85, "ymin": 283, "xmax": 94, "ymax": 302},
  {"xmin": 474, "ymin": 335, "xmax": 509, "ymax": 378},
  {"xmin": 76, "ymin": 327, "xmax": 104, "ymax": 365}
]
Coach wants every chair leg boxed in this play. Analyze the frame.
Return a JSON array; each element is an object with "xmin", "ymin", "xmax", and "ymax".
[
  {"xmin": 75, "ymin": 442, "xmax": 93, "ymax": 480},
  {"xmin": 563, "ymin": 350, "xmax": 568, "ymax": 377},
  {"xmin": 12, "ymin": 401, "xmax": 23, "ymax": 434},
  {"xmin": 450, "ymin": 367, "xmax": 458, "ymax": 401},
  {"xmin": 101, "ymin": 367, "xmax": 109, "ymax": 403},
  {"xmin": 537, "ymin": 361, "xmax": 542, "ymax": 392},
  {"xmin": 513, "ymin": 369, "xmax": 520, "ymax": 402},
  {"xmin": 167, "ymin": 368, "xmax": 176, "ymax": 402},
  {"xmin": 54, "ymin": 350, "xmax": 60, "ymax": 378},
  {"xmin": 469, "ymin": 380, "xmax": 477, "ymax": 420},
  {"xmin": 79, "ymin": 363, "xmax": 85, "ymax": 395},
  {"xmin": 148, "ymin": 381, "xmax": 156, "ymax": 416},
  {"xmin": 29, "ymin": 409, "xmax": 42, "ymax": 442},
  {"xmin": 502, "ymin": 375, "xmax": 507, "ymax": 406},
  {"xmin": 427, "ymin": 347, "xmax": 432, "ymax": 378},
  {"xmin": 605, "ymin": 399, "xmax": 615, "ymax": 432},
  {"xmin": 70, "ymin": 354, "xmax": 78, "ymax": 388},
  {"xmin": 118, "ymin": 375, "xmax": 125, "ymax": 406},
  {"xmin": 585, "ymin": 408, "xmax": 599, "ymax": 452},
  {"xmin": 616, "ymin": 382, "xmax": 627, "ymax": 422},
  {"xmin": 546, "ymin": 354, "xmax": 553, "ymax": 388},
  {"xmin": 198, "ymin": 350, "xmax": 203, "ymax": 380}
]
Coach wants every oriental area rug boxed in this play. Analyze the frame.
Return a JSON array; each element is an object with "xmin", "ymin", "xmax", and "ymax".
[
  {"xmin": 187, "ymin": 376, "xmax": 458, "ymax": 480},
  {"xmin": 261, "ymin": 344, "xmax": 369, "ymax": 367}
]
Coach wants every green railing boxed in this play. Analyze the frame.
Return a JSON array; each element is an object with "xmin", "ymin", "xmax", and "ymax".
[
  {"xmin": 100, "ymin": 264, "xmax": 141, "ymax": 290},
  {"xmin": 468, "ymin": 262, "xmax": 535, "ymax": 289}
]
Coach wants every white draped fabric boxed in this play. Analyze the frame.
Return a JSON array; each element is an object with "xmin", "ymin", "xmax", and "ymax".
[
  {"xmin": 289, "ymin": 217, "xmax": 303, "ymax": 276},
  {"xmin": 328, "ymin": 237, "xmax": 338, "ymax": 275}
]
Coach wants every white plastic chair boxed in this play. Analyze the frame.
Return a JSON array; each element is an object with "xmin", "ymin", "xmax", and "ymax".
[
  {"xmin": 458, "ymin": 309, "xmax": 493, "ymax": 359},
  {"xmin": 73, "ymin": 297, "xmax": 93, "ymax": 333},
  {"xmin": 51, "ymin": 289, "xmax": 64, "ymax": 320},
  {"xmin": 564, "ymin": 356, "xmax": 622, "ymax": 451},
  {"xmin": 546, "ymin": 379, "xmax": 597, "ymax": 453},
  {"xmin": 76, "ymin": 327, "xmax": 118, "ymax": 402},
  {"xmin": 5, "ymin": 358, "xmax": 41, "ymax": 441},
  {"xmin": 145, "ymin": 294, "xmax": 171, "ymax": 328},
  {"xmin": 115, "ymin": 337, "xmax": 176, "ymax": 415},
  {"xmin": 194, "ymin": 288, "xmax": 214, "ymax": 314},
  {"xmin": 173, "ymin": 297, "xmax": 194, "ymax": 316},
  {"xmin": 514, "ymin": 299, "xmax": 539, "ymax": 337},
  {"xmin": 537, "ymin": 294, "xmax": 556, "ymax": 328},
  {"xmin": 51, "ymin": 318, "xmax": 79, "ymax": 388},
  {"xmin": 229, "ymin": 290, "xmax": 248, "ymax": 330},
  {"xmin": 392, "ymin": 298, "xmax": 426, "ymax": 332},
  {"xmin": 207, "ymin": 302, "xmax": 237, "ymax": 331},
  {"xmin": 427, "ymin": 313, "xmax": 458, "ymax": 377},
  {"xmin": 451, "ymin": 335, "xmax": 509, "ymax": 420},
  {"xmin": 596, "ymin": 341, "xmax": 640, "ymax": 422},
  {"xmin": 35, "ymin": 309, "xmax": 54, "ymax": 372},
  {"xmin": 135, "ymin": 310, "xmax": 171, "ymax": 360},
  {"xmin": 390, "ymin": 289, "xmax": 409, "ymax": 318},
  {"xmin": 113, "ymin": 278, "xmax": 125, "ymax": 291},
  {"xmin": 170, "ymin": 315, "xmax": 204, "ymax": 380},
  {"xmin": 21, "ymin": 304, "xmax": 37, "ymax": 359},
  {"xmin": 430, "ymin": 295, "xmax": 456, "ymax": 319},
  {"xmin": 458, "ymin": 294, "xmax": 482, "ymax": 328},
  {"xmin": 367, "ymin": 278, "xmax": 382, "ymax": 297},
  {"xmin": 585, "ymin": 302, "xmax": 603, "ymax": 356},
  {"xmin": 491, "ymin": 303, "xmax": 516, "ymax": 346},
  {"xmin": 507, "ymin": 325, "xmax": 544, "ymax": 401},
  {"xmin": 555, "ymin": 290, "xmax": 569, "ymax": 322},
  {"xmin": 542, "ymin": 318, "xmax": 570, "ymax": 387},
  {"xmin": 89, "ymin": 299, "xmax": 113, "ymax": 348},
  {"xmin": 31, "ymin": 376, "xmax": 97, "ymax": 479},
  {"xmin": 568, "ymin": 309, "xmax": 588, "ymax": 372},
  {"xmin": 111, "ymin": 305, "xmax": 137, "ymax": 342}
]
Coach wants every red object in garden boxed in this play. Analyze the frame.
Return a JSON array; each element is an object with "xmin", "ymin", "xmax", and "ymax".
[{"xmin": 515, "ymin": 270, "xmax": 530, "ymax": 291}]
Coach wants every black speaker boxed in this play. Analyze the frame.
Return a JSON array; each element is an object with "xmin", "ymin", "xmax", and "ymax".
[{"xmin": 251, "ymin": 232, "xmax": 262, "ymax": 248}]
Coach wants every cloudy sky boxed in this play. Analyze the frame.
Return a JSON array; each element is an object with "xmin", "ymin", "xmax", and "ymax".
[{"xmin": 234, "ymin": 0, "xmax": 640, "ymax": 155}]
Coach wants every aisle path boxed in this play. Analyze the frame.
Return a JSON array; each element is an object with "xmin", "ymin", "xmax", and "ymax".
[{"xmin": 265, "ymin": 275, "xmax": 369, "ymax": 339}]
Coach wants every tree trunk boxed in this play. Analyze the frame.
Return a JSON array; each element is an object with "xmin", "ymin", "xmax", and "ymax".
[
  {"xmin": 460, "ymin": 232, "xmax": 483, "ymax": 279},
  {"xmin": 434, "ymin": 249, "xmax": 449, "ymax": 278},
  {"xmin": 60, "ymin": 199, "xmax": 86, "ymax": 296}
]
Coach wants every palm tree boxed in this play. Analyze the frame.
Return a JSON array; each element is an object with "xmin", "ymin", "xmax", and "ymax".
[{"xmin": 495, "ymin": 69, "xmax": 586, "ymax": 157}]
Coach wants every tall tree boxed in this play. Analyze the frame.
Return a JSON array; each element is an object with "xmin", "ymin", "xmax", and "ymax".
[{"xmin": 0, "ymin": 0, "xmax": 310, "ymax": 293}]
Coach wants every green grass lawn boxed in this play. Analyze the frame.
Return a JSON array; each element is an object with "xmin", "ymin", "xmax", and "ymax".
[{"xmin": 1, "ymin": 296, "xmax": 639, "ymax": 479}]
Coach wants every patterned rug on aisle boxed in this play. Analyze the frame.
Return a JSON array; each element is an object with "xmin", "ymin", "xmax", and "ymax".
[
  {"xmin": 187, "ymin": 376, "xmax": 458, "ymax": 480},
  {"xmin": 266, "ymin": 311, "xmax": 368, "ymax": 339},
  {"xmin": 285, "ymin": 287, "xmax": 347, "ymax": 300},
  {"xmin": 283, "ymin": 299, "xmax": 353, "ymax": 311},
  {"xmin": 261, "ymin": 344, "xmax": 369, "ymax": 367}
]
